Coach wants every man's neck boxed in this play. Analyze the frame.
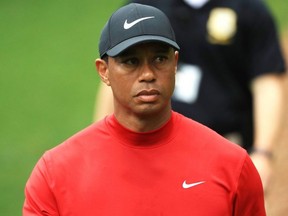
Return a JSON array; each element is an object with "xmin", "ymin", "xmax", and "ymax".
[{"xmin": 114, "ymin": 109, "xmax": 172, "ymax": 133}]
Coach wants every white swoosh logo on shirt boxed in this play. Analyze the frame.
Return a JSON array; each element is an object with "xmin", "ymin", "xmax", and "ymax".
[
  {"xmin": 124, "ymin": 16, "xmax": 155, "ymax": 29},
  {"xmin": 182, "ymin": 180, "xmax": 205, "ymax": 189}
]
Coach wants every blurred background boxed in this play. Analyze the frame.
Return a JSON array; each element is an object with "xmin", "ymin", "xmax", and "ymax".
[{"xmin": 0, "ymin": 0, "xmax": 287, "ymax": 215}]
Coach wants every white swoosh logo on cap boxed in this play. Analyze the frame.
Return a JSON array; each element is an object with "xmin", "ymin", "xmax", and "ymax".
[{"xmin": 124, "ymin": 16, "xmax": 155, "ymax": 29}]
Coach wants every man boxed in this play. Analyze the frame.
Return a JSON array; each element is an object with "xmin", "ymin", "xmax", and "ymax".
[
  {"xmin": 24, "ymin": 3, "xmax": 266, "ymax": 215},
  {"xmin": 94, "ymin": 0, "xmax": 286, "ymax": 191}
]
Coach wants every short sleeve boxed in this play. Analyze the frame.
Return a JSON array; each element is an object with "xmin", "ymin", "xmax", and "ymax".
[
  {"xmin": 23, "ymin": 154, "xmax": 59, "ymax": 216},
  {"xmin": 233, "ymin": 154, "xmax": 266, "ymax": 216},
  {"xmin": 242, "ymin": 0, "xmax": 286, "ymax": 79}
]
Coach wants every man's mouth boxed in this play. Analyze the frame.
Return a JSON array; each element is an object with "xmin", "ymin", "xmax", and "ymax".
[{"xmin": 136, "ymin": 89, "xmax": 160, "ymax": 102}]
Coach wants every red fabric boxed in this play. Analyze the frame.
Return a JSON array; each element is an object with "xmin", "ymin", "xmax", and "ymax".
[{"xmin": 23, "ymin": 112, "xmax": 266, "ymax": 215}]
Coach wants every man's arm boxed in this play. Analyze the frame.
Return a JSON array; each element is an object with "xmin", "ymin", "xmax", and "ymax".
[
  {"xmin": 250, "ymin": 73, "xmax": 285, "ymax": 190},
  {"xmin": 93, "ymin": 82, "xmax": 114, "ymax": 122}
]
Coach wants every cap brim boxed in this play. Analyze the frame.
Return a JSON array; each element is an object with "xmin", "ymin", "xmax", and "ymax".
[{"xmin": 106, "ymin": 35, "xmax": 180, "ymax": 57}]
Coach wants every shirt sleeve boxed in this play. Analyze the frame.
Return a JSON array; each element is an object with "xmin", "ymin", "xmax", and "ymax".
[
  {"xmin": 243, "ymin": 0, "xmax": 286, "ymax": 79},
  {"xmin": 233, "ymin": 154, "xmax": 266, "ymax": 216},
  {"xmin": 23, "ymin": 155, "xmax": 59, "ymax": 216}
]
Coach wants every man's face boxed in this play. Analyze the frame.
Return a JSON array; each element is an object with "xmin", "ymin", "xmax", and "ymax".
[{"xmin": 105, "ymin": 42, "xmax": 178, "ymax": 117}]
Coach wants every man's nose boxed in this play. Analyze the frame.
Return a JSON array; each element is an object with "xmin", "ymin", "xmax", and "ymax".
[{"xmin": 138, "ymin": 63, "xmax": 156, "ymax": 82}]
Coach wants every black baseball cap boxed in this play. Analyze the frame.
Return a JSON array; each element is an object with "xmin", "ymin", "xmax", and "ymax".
[{"xmin": 99, "ymin": 3, "xmax": 180, "ymax": 58}]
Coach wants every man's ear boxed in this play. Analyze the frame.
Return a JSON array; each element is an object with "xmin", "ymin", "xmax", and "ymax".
[
  {"xmin": 95, "ymin": 58, "xmax": 111, "ymax": 86},
  {"xmin": 174, "ymin": 51, "xmax": 179, "ymax": 74}
]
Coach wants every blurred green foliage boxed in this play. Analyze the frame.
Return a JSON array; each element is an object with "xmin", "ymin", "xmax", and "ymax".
[
  {"xmin": 266, "ymin": 0, "xmax": 288, "ymax": 31},
  {"xmin": 0, "ymin": 0, "xmax": 286, "ymax": 215}
]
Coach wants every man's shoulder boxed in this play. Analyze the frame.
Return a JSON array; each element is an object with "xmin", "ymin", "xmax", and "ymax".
[
  {"xmin": 46, "ymin": 118, "xmax": 108, "ymax": 156},
  {"xmin": 173, "ymin": 111, "xmax": 247, "ymax": 156},
  {"xmin": 173, "ymin": 111, "xmax": 220, "ymax": 136}
]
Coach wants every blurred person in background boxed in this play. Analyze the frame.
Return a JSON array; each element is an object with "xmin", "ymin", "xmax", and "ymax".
[{"xmin": 94, "ymin": 0, "xmax": 286, "ymax": 192}]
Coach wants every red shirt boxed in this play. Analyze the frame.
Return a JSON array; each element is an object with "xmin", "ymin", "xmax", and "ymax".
[{"xmin": 23, "ymin": 112, "xmax": 266, "ymax": 215}]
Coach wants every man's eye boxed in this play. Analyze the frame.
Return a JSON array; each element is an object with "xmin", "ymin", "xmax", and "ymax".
[
  {"xmin": 124, "ymin": 58, "xmax": 138, "ymax": 65},
  {"xmin": 155, "ymin": 56, "xmax": 167, "ymax": 64}
]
